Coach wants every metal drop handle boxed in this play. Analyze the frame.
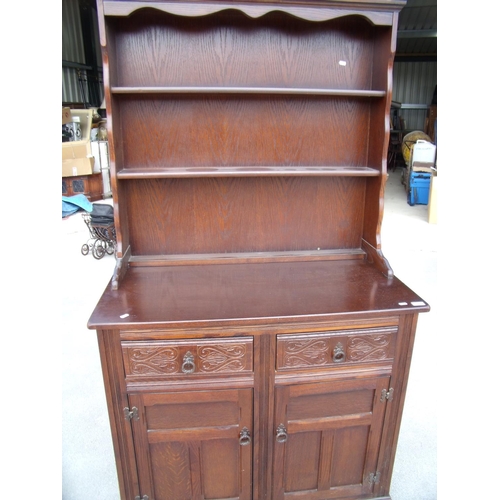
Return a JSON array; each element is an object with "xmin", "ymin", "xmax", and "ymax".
[
  {"xmin": 181, "ymin": 351, "xmax": 196, "ymax": 373},
  {"xmin": 239, "ymin": 427, "xmax": 251, "ymax": 446},
  {"xmin": 333, "ymin": 342, "xmax": 345, "ymax": 363},
  {"xmin": 276, "ymin": 423, "xmax": 288, "ymax": 443}
]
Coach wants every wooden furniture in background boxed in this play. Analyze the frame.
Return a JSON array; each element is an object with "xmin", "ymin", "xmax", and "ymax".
[
  {"xmin": 88, "ymin": 1, "xmax": 429, "ymax": 499},
  {"xmin": 62, "ymin": 173, "xmax": 103, "ymax": 201},
  {"xmin": 425, "ymin": 104, "xmax": 437, "ymax": 143}
]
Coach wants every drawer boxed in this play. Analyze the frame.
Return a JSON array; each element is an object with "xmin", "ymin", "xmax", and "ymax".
[
  {"xmin": 122, "ymin": 337, "xmax": 253, "ymax": 378},
  {"xmin": 276, "ymin": 327, "xmax": 397, "ymax": 371}
]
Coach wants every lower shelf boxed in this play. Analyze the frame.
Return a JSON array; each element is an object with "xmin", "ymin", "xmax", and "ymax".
[{"xmin": 128, "ymin": 249, "xmax": 366, "ymax": 266}]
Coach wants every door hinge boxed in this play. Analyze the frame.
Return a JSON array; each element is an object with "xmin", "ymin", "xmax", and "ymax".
[
  {"xmin": 124, "ymin": 406, "xmax": 139, "ymax": 421},
  {"xmin": 380, "ymin": 387, "xmax": 394, "ymax": 402},
  {"xmin": 135, "ymin": 496, "xmax": 149, "ymax": 500},
  {"xmin": 369, "ymin": 471, "xmax": 381, "ymax": 485}
]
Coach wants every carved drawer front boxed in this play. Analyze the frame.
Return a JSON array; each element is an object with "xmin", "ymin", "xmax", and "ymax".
[
  {"xmin": 122, "ymin": 337, "xmax": 253, "ymax": 379},
  {"xmin": 276, "ymin": 327, "xmax": 397, "ymax": 371}
]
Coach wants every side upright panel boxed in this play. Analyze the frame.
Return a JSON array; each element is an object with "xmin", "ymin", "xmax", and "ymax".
[
  {"xmin": 96, "ymin": 329, "xmax": 140, "ymax": 499},
  {"xmin": 362, "ymin": 14, "xmax": 399, "ymax": 277},
  {"xmin": 96, "ymin": 0, "xmax": 132, "ymax": 286}
]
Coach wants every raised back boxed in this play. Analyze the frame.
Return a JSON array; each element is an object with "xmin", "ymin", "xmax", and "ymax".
[{"xmin": 98, "ymin": 0, "xmax": 401, "ymax": 287}]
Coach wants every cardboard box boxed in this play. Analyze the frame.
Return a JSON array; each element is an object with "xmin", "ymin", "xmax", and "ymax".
[
  {"xmin": 412, "ymin": 163, "xmax": 435, "ymax": 174},
  {"xmin": 62, "ymin": 156, "xmax": 95, "ymax": 177},
  {"xmin": 62, "ymin": 109, "xmax": 94, "ymax": 177},
  {"xmin": 428, "ymin": 174, "xmax": 437, "ymax": 224},
  {"xmin": 62, "ymin": 107, "xmax": 72, "ymax": 125}
]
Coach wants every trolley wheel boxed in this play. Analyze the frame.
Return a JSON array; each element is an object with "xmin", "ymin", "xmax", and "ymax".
[
  {"xmin": 105, "ymin": 243, "xmax": 115, "ymax": 255},
  {"xmin": 93, "ymin": 242, "xmax": 106, "ymax": 259},
  {"xmin": 81, "ymin": 244, "xmax": 90, "ymax": 256}
]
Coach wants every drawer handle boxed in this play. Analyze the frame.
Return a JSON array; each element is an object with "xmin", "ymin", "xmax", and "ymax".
[
  {"xmin": 276, "ymin": 423, "xmax": 288, "ymax": 443},
  {"xmin": 239, "ymin": 427, "xmax": 252, "ymax": 446},
  {"xmin": 333, "ymin": 342, "xmax": 345, "ymax": 363},
  {"xmin": 181, "ymin": 351, "xmax": 196, "ymax": 373}
]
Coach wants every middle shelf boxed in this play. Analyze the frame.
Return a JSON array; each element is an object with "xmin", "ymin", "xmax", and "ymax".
[
  {"xmin": 109, "ymin": 93, "xmax": 387, "ymax": 171},
  {"xmin": 116, "ymin": 166, "xmax": 381, "ymax": 179}
]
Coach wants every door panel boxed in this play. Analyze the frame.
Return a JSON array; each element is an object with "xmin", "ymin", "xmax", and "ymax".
[
  {"xmin": 202, "ymin": 439, "xmax": 241, "ymax": 499},
  {"xmin": 284, "ymin": 431, "xmax": 322, "ymax": 492},
  {"xmin": 129, "ymin": 388, "xmax": 253, "ymax": 500},
  {"xmin": 273, "ymin": 377, "xmax": 389, "ymax": 500},
  {"xmin": 330, "ymin": 426, "xmax": 370, "ymax": 487},
  {"xmin": 149, "ymin": 441, "xmax": 195, "ymax": 499}
]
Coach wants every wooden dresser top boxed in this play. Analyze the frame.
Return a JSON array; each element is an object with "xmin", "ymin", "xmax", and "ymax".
[{"xmin": 88, "ymin": 260, "xmax": 429, "ymax": 330}]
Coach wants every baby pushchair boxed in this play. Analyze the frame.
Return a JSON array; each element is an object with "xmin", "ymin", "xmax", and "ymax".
[{"xmin": 81, "ymin": 203, "xmax": 116, "ymax": 259}]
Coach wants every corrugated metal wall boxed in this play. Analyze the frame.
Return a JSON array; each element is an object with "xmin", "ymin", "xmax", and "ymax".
[
  {"xmin": 393, "ymin": 61, "xmax": 437, "ymax": 133},
  {"xmin": 62, "ymin": 0, "xmax": 85, "ymax": 103},
  {"xmin": 62, "ymin": 0, "xmax": 103, "ymax": 105}
]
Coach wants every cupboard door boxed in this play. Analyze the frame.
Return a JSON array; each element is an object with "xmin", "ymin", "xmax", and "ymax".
[
  {"xmin": 272, "ymin": 377, "xmax": 390, "ymax": 499},
  {"xmin": 128, "ymin": 388, "xmax": 253, "ymax": 500}
]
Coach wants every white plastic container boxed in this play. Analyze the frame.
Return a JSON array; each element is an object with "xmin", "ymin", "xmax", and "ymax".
[{"xmin": 411, "ymin": 139, "xmax": 436, "ymax": 166}]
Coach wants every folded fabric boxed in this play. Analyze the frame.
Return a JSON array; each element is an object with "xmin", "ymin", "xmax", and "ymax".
[{"xmin": 62, "ymin": 194, "xmax": 93, "ymax": 218}]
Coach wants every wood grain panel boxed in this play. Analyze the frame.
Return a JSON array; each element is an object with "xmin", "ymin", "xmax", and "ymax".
[
  {"xmin": 111, "ymin": 10, "xmax": 377, "ymax": 89},
  {"xmin": 126, "ymin": 176, "xmax": 365, "ymax": 255},
  {"xmin": 202, "ymin": 439, "xmax": 240, "ymax": 499},
  {"xmin": 286, "ymin": 388, "xmax": 374, "ymax": 421},
  {"xmin": 146, "ymin": 400, "xmax": 239, "ymax": 430},
  {"xmin": 117, "ymin": 95, "xmax": 372, "ymax": 169},
  {"xmin": 330, "ymin": 426, "xmax": 369, "ymax": 487},
  {"xmin": 284, "ymin": 431, "xmax": 322, "ymax": 491},
  {"xmin": 150, "ymin": 441, "xmax": 193, "ymax": 500}
]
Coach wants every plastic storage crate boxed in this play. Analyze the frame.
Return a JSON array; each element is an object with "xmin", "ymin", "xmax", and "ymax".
[{"xmin": 408, "ymin": 171, "xmax": 432, "ymax": 206}]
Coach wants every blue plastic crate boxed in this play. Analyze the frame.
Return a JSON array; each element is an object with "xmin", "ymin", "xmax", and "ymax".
[{"xmin": 408, "ymin": 172, "xmax": 431, "ymax": 206}]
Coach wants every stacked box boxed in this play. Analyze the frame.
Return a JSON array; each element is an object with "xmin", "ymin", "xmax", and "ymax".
[{"xmin": 62, "ymin": 109, "xmax": 95, "ymax": 177}]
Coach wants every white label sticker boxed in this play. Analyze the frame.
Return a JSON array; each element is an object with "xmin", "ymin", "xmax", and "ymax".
[
  {"xmin": 339, "ymin": 60, "xmax": 347, "ymax": 66},
  {"xmin": 120, "ymin": 313, "xmax": 130, "ymax": 319},
  {"xmin": 411, "ymin": 301, "xmax": 426, "ymax": 307},
  {"xmin": 398, "ymin": 302, "xmax": 408, "ymax": 306}
]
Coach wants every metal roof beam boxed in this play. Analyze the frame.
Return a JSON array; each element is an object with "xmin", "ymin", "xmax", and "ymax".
[{"xmin": 397, "ymin": 29, "xmax": 437, "ymax": 38}]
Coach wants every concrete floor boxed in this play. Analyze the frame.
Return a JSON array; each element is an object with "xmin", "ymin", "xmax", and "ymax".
[{"xmin": 61, "ymin": 168, "xmax": 437, "ymax": 499}]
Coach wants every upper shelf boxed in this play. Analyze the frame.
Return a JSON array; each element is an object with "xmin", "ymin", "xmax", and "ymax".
[
  {"xmin": 106, "ymin": 8, "xmax": 393, "ymax": 90},
  {"xmin": 102, "ymin": 1, "xmax": 403, "ymax": 25},
  {"xmin": 111, "ymin": 87, "xmax": 386, "ymax": 97}
]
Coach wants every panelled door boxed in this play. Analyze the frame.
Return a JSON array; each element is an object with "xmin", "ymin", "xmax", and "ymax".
[
  {"xmin": 272, "ymin": 376, "xmax": 391, "ymax": 499},
  {"xmin": 128, "ymin": 388, "xmax": 253, "ymax": 500}
]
